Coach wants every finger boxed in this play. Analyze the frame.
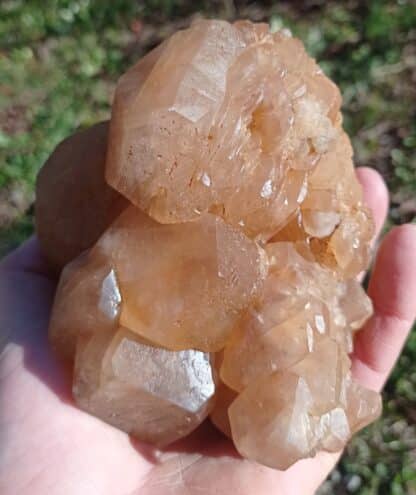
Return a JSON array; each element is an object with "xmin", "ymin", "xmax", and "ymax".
[
  {"xmin": 352, "ymin": 224, "xmax": 416, "ymax": 391},
  {"xmin": 1, "ymin": 236, "xmax": 54, "ymax": 278},
  {"xmin": 356, "ymin": 167, "xmax": 389, "ymax": 240},
  {"xmin": 0, "ymin": 236, "xmax": 64, "ymax": 393},
  {"xmin": 0, "ymin": 237, "xmax": 57, "ymax": 342},
  {"xmin": 355, "ymin": 167, "xmax": 389, "ymax": 282}
]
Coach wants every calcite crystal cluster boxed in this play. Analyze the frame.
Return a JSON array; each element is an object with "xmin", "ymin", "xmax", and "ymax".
[{"xmin": 37, "ymin": 19, "xmax": 382, "ymax": 470}]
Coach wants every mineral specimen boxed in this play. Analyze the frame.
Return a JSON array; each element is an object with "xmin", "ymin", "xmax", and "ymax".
[
  {"xmin": 228, "ymin": 360, "xmax": 380, "ymax": 469},
  {"xmin": 39, "ymin": 19, "xmax": 382, "ymax": 469},
  {"xmin": 50, "ymin": 206, "xmax": 267, "ymax": 356},
  {"xmin": 106, "ymin": 20, "xmax": 343, "ymax": 242},
  {"xmin": 74, "ymin": 327, "xmax": 216, "ymax": 446},
  {"xmin": 36, "ymin": 122, "xmax": 127, "ymax": 269},
  {"xmin": 220, "ymin": 242, "xmax": 373, "ymax": 392}
]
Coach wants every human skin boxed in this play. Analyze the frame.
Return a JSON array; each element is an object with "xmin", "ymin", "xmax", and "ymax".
[{"xmin": 0, "ymin": 142, "xmax": 415, "ymax": 494}]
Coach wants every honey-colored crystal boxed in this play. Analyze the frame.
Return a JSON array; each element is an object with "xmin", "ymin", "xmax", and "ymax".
[
  {"xmin": 106, "ymin": 20, "xmax": 342, "ymax": 241},
  {"xmin": 40, "ymin": 19, "xmax": 381, "ymax": 468},
  {"xmin": 49, "ymin": 249, "xmax": 121, "ymax": 360},
  {"xmin": 50, "ymin": 205, "xmax": 266, "ymax": 354},
  {"xmin": 228, "ymin": 341, "xmax": 381, "ymax": 470},
  {"xmin": 36, "ymin": 122, "xmax": 127, "ymax": 269},
  {"xmin": 220, "ymin": 243, "xmax": 372, "ymax": 392},
  {"xmin": 209, "ymin": 380, "xmax": 237, "ymax": 438},
  {"xmin": 74, "ymin": 327, "xmax": 216, "ymax": 445},
  {"xmin": 111, "ymin": 207, "xmax": 264, "ymax": 350}
]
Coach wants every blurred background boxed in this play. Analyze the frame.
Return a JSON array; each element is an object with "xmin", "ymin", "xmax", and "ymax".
[{"xmin": 0, "ymin": 1, "xmax": 415, "ymax": 493}]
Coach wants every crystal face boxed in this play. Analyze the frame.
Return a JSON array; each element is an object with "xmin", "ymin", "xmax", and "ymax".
[
  {"xmin": 220, "ymin": 242, "xmax": 374, "ymax": 392},
  {"xmin": 36, "ymin": 122, "xmax": 128, "ymax": 269},
  {"xmin": 106, "ymin": 20, "xmax": 344, "ymax": 241},
  {"xmin": 74, "ymin": 327, "xmax": 216, "ymax": 446},
  {"xmin": 38, "ymin": 19, "xmax": 382, "ymax": 469}
]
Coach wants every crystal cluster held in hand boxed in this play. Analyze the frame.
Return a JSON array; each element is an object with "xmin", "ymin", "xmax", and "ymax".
[{"xmin": 37, "ymin": 20, "xmax": 381, "ymax": 470}]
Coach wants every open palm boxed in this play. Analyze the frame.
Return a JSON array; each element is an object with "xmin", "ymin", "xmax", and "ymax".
[{"xmin": 1, "ymin": 168, "xmax": 416, "ymax": 495}]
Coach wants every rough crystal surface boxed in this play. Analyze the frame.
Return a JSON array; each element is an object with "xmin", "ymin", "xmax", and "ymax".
[
  {"xmin": 74, "ymin": 327, "xmax": 216, "ymax": 445},
  {"xmin": 106, "ymin": 20, "xmax": 343, "ymax": 241},
  {"xmin": 220, "ymin": 242, "xmax": 372, "ymax": 392},
  {"xmin": 228, "ymin": 345, "xmax": 381, "ymax": 469},
  {"xmin": 39, "ymin": 19, "xmax": 382, "ymax": 468}
]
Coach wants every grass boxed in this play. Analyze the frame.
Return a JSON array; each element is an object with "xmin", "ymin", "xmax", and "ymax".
[{"xmin": 0, "ymin": 1, "xmax": 415, "ymax": 493}]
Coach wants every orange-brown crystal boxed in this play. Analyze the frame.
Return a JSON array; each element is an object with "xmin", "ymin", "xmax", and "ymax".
[
  {"xmin": 74, "ymin": 327, "xmax": 216, "ymax": 446},
  {"xmin": 36, "ymin": 122, "xmax": 127, "ymax": 270},
  {"xmin": 40, "ymin": 19, "xmax": 381, "ymax": 468}
]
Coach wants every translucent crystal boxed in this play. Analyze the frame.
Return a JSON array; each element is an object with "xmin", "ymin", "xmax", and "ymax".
[
  {"xmin": 100, "ymin": 207, "xmax": 266, "ymax": 351},
  {"xmin": 49, "ymin": 206, "xmax": 267, "ymax": 354},
  {"xmin": 49, "ymin": 249, "xmax": 122, "ymax": 360},
  {"xmin": 40, "ymin": 19, "xmax": 381, "ymax": 467},
  {"xmin": 228, "ymin": 341, "xmax": 381, "ymax": 470},
  {"xmin": 74, "ymin": 327, "xmax": 216, "ymax": 446},
  {"xmin": 106, "ymin": 20, "xmax": 342, "ymax": 241},
  {"xmin": 209, "ymin": 381, "xmax": 237, "ymax": 438},
  {"xmin": 220, "ymin": 243, "xmax": 372, "ymax": 391}
]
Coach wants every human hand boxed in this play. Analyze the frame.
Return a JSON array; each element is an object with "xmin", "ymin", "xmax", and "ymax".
[{"xmin": 1, "ymin": 156, "xmax": 415, "ymax": 494}]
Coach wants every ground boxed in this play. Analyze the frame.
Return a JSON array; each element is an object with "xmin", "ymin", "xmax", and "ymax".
[{"xmin": 0, "ymin": 1, "xmax": 415, "ymax": 493}]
